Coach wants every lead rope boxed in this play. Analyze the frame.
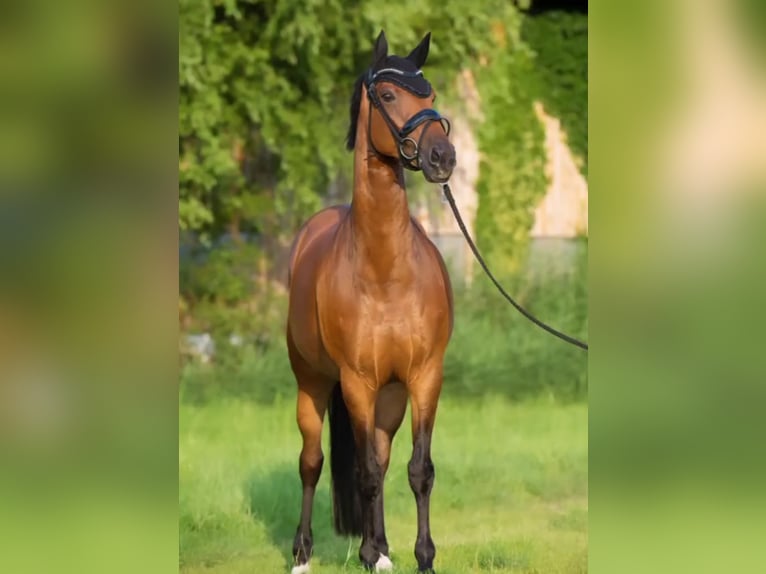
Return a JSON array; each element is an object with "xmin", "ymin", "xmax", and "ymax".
[{"xmin": 441, "ymin": 183, "xmax": 589, "ymax": 351}]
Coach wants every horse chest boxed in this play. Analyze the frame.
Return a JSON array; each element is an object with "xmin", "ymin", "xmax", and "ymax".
[{"xmin": 324, "ymin": 290, "xmax": 439, "ymax": 380}]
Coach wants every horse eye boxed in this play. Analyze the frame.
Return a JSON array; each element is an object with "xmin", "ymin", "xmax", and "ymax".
[{"xmin": 381, "ymin": 91, "xmax": 395, "ymax": 103}]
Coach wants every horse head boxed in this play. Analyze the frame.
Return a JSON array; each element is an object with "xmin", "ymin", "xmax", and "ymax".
[{"xmin": 362, "ymin": 30, "xmax": 456, "ymax": 183}]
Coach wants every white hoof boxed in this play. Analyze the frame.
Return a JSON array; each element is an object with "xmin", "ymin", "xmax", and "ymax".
[
  {"xmin": 375, "ymin": 554, "xmax": 393, "ymax": 571},
  {"xmin": 291, "ymin": 563, "xmax": 310, "ymax": 574}
]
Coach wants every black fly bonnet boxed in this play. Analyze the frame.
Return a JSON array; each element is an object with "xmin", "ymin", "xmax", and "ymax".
[{"xmin": 364, "ymin": 55, "xmax": 451, "ymax": 171}]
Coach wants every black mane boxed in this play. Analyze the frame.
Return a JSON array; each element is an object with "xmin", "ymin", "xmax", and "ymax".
[{"xmin": 345, "ymin": 73, "xmax": 365, "ymax": 151}]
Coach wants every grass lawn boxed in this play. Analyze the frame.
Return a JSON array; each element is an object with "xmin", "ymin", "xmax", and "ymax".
[{"xmin": 179, "ymin": 394, "xmax": 587, "ymax": 573}]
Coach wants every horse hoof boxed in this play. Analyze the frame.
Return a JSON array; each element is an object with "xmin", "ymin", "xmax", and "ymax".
[
  {"xmin": 375, "ymin": 554, "xmax": 393, "ymax": 571},
  {"xmin": 291, "ymin": 562, "xmax": 310, "ymax": 574}
]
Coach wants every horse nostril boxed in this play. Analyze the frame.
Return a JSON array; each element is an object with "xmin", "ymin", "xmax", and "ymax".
[
  {"xmin": 429, "ymin": 147, "xmax": 442, "ymax": 165},
  {"xmin": 447, "ymin": 156, "xmax": 456, "ymax": 168}
]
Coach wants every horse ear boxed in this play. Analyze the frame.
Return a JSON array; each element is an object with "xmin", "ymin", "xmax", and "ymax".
[
  {"xmin": 371, "ymin": 30, "xmax": 388, "ymax": 67},
  {"xmin": 406, "ymin": 32, "xmax": 431, "ymax": 68}
]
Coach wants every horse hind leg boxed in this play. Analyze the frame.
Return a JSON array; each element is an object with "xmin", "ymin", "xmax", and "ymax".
[
  {"xmin": 289, "ymin": 338, "xmax": 333, "ymax": 573},
  {"xmin": 292, "ymin": 384, "xmax": 329, "ymax": 573},
  {"xmin": 337, "ymin": 370, "xmax": 407, "ymax": 571}
]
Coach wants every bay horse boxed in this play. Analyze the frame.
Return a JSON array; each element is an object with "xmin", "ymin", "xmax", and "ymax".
[{"xmin": 286, "ymin": 30, "xmax": 456, "ymax": 573}]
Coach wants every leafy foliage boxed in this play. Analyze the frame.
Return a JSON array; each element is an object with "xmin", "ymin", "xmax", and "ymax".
[
  {"xmin": 179, "ymin": 0, "xmax": 552, "ymax": 240},
  {"xmin": 472, "ymin": 10, "xmax": 548, "ymax": 276},
  {"xmin": 179, "ymin": 0, "xmax": 370, "ymax": 237},
  {"xmin": 522, "ymin": 9, "xmax": 588, "ymax": 176},
  {"xmin": 180, "ymin": 5, "xmax": 522, "ymax": 302}
]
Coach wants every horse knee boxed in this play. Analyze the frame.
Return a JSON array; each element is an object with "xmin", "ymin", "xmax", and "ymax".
[
  {"xmin": 300, "ymin": 449, "xmax": 324, "ymax": 487},
  {"xmin": 408, "ymin": 457, "xmax": 435, "ymax": 496}
]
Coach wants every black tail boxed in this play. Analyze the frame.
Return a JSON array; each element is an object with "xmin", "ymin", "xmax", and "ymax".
[{"xmin": 328, "ymin": 383, "xmax": 362, "ymax": 536}]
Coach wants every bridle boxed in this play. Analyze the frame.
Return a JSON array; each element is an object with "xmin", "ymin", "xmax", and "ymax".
[{"xmin": 364, "ymin": 67, "xmax": 451, "ymax": 171}]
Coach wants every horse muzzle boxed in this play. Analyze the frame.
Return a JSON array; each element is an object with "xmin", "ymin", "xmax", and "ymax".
[{"xmin": 422, "ymin": 140, "xmax": 456, "ymax": 183}]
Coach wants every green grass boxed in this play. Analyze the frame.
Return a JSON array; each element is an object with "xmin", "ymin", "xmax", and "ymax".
[
  {"xmin": 179, "ymin": 395, "xmax": 587, "ymax": 573},
  {"xmin": 180, "ymin": 240, "xmax": 588, "ymax": 572}
]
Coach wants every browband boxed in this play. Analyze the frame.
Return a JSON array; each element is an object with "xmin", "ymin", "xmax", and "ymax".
[{"xmin": 365, "ymin": 67, "xmax": 432, "ymax": 98}]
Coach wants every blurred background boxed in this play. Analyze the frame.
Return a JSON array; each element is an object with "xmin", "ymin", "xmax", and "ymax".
[{"xmin": 2, "ymin": 0, "xmax": 762, "ymax": 571}]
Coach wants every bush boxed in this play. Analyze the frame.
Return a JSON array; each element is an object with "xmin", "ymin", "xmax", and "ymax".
[
  {"xmin": 180, "ymin": 239, "xmax": 287, "ymax": 367},
  {"xmin": 444, "ymin": 238, "xmax": 587, "ymax": 401}
]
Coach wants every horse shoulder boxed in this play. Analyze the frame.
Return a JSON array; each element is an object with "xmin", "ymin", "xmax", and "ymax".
[{"xmin": 288, "ymin": 205, "xmax": 350, "ymax": 285}]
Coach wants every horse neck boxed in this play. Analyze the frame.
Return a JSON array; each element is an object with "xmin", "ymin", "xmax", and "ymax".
[{"xmin": 349, "ymin": 105, "xmax": 414, "ymax": 278}]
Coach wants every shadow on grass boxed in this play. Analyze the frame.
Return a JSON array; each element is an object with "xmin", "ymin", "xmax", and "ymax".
[{"xmin": 245, "ymin": 463, "xmax": 357, "ymax": 570}]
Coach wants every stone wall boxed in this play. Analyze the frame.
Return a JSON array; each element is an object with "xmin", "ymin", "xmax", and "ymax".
[{"xmin": 530, "ymin": 101, "xmax": 588, "ymax": 238}]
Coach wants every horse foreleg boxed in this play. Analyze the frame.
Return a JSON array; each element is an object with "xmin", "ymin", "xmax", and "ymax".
[
  {"xmin": 370, "ymin": 382, "xmax": 408, "ymax": 570},
  {"xmin": 340, "ymin": 369, "xmax": 386, "ymax": 571},
  {"xmin": 407, "ymin": 364, "xmax": 443, "ymax": 573}
]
